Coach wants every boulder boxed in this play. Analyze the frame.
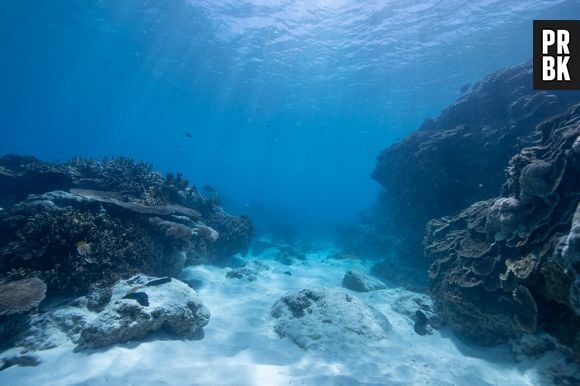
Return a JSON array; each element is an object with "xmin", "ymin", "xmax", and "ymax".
[
  {"xmin": 271, "ymin": 288, "xmax": 392, "ymax": 352},
  {"xmin": 341, "ymin": 270, "xmax": 386, "ymax": 292},
  {"xmin": 77, "ymin": 275, "xmax": 210, "ymax": 349}
]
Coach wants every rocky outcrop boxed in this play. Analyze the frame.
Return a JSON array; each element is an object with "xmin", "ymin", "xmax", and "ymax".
[
  {"xmin": 341, "ymin": 270, "xmax": 386, "ymax": 292},
  {"xmin": 0, "ymin": 156, "xmax": 253, "ymax": 296},
  {"xmin": 371, "ymin": 62, "xmax": 580, "ymax": 264},
  {"xmin": 77, "ymin": 275, "xmax": 210, "ymax": 349},
  {"xmin": 19, "ymin": 275, "xmax": 210, "ymax": 350},
  {"xmin": 270, "ymin": 288, "xmax": 392, "ymax": 352},
  {"xmin": 425, "ymin": 104, "xmax": 580, "ymax": 358}
]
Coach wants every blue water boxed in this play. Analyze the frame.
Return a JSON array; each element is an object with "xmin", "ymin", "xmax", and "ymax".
[{"xmin": 1, "ymin": 0, "xmax": 579, "ymax": 236}]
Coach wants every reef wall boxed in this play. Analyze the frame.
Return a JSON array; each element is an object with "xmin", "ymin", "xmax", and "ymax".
[
  {"xmin": 0, "ymin": 156, "xmax": 253, "ymax": 299},
  {"xmin": 370, "ymin": 62, "xmax": 580, "ymax": 358},
  {"xmin": 371, "ymin": 62, "xmax": 580, "ymax": 265},
  {"xmin": 425, "ymin": 104, "xmax": 579, "ymax": 356}
]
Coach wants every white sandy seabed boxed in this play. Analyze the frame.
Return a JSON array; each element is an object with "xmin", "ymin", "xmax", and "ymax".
[{"xmin": 0, "ymin": 250, "xmax": 569, "ymax": 386}]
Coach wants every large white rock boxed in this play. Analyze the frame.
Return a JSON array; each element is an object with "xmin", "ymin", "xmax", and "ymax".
[
  {"xmin": 77, "ymin": 275, "xmax": 210, "ymax": 349},
  {"xmin": 271, "ymin": 287, "xmax": 392, "ymax": 353}
]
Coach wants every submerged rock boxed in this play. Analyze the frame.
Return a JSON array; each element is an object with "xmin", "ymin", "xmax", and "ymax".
[
  {"xmin": 341, "ymin": 270, "xmax": 386, "ymax": 292},
  {"xmin": 271, "ymin": 287, "xmax": 392, "ymax": 352},
  {"xmin": 76, "ymin": 275, "xmax": 210, "ymax": 349}
]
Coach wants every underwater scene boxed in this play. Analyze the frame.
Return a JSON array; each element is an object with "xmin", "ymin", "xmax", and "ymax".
[{"xmin": 1, "ymin": 0, "xmax": 580, "ymax": 385}]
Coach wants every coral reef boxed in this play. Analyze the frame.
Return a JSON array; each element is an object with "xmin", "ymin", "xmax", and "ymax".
[
  {"xmin": 370, "ymin": 62, "xmax": 580, "ymax": 266},
  {"xmin": 203, "ymin": 210, "xmax": 253, "ymax": 260},
  {"xmin": 425, "ymin": 103, "xmax": 580, "ymax": 357},
  {"xmin": 0, "ymin": 155, "xmax": 253, "ymax": 299}
]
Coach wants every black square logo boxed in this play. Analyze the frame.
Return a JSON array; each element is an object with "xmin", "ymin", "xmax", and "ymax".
[{"xmin": 534, "ymin": 20, "xmax": 580, "ymax": 90}]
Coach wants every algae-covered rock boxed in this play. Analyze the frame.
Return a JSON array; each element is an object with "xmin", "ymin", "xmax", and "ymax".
[
  {"xmin": 271, "ymin": 287, "xmax": 392, "ymax": 352},
  {"xmin": 341, "ymin": 270, "xmax": 387, "ymax": 292},
  {"xmin": 77, "ymin": 275, "xmax": 210, "ymax": 349}
]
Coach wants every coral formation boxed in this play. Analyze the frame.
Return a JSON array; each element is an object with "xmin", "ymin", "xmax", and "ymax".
[
  {"xmin": 0, "ymin": 277, "xmax": 46, "ymax": 342},
  {"xmin": 370, "ymin": 62, "xmax": 580, "ymax": 267},
  {"xmin": 0, "ymin": 278, "xmax": 46, "ymax": 316},
  {"xmin": 425, "ymin": 103, "xmax": 580, "ymax": 357},
  {"xmin": 0, "ymin": 156, "xmax": 253, "ymax": 298}
]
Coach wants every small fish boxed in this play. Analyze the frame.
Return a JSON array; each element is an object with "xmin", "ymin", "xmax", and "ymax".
[
  {"xmin": 146, "ymin": 277, "xmax": 171, "ymax": 287},
  {"xmin": 460, "ymin": 83, "xmax": 470, "ymax": 93},
  {"xmin": 185, "ymin": 132, "xmax": 193, "ymax": 138},
  {"xmin": 75, "ymin": 241, "xmax": 93, "ymax": 256},
  {"xmin": 123, "ymin": 292, "xmax": 149, "ymax": 307}
]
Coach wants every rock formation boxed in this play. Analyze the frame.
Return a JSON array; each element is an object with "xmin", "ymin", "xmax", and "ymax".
[
  {"xmin": 77, "ymin": 275, "xmax": 210, "ymax": 349},
  {"xmin": 371, "ymin": 62, "xmax": 580, "ymax": 266},
  {"xmin": 425, "ymin": 103, "xmax": 580, "ymax": 358},
  {"xmin": 0, "ymin": 156, "xmax": 253, "ymax": 297}
]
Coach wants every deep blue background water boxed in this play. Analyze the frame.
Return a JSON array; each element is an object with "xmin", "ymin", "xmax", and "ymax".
[{"xmin": 2, "ymin": 0, "xmax": 580, "ymax": 237}]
